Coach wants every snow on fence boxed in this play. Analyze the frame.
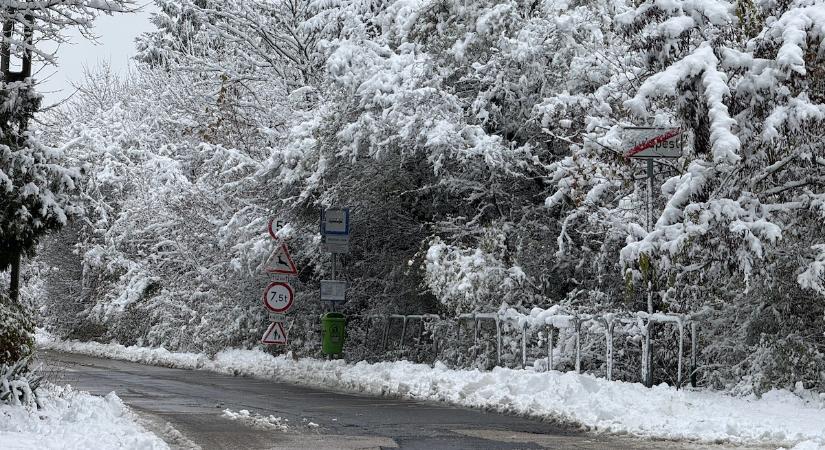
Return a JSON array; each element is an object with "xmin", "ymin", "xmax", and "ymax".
[{"xmin": 329, "ymin": 310, "xmax": 708, "ymax": 389}]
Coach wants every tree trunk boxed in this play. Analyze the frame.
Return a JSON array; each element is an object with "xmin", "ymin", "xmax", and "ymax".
[
  {"xmin": 9, "ymin": 251, "xmax": 20, "ymax": 305},
  {"xmin": 3, "ymin": 13, "xmax": 32, "ymax": 306}
]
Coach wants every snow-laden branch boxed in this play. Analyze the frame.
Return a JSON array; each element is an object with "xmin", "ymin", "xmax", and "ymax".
[
  {"xmin": 625, "ymin": 44, "xmax": 741, "ymax": 166},
  {"xmin": 0, "ymin": 0, "xmax": 135, "ymax": 66},
  {"xmin": 798, "ymin": 244, "xmax": 825, "ymax": 295},
  {"xmin": 759, "ymin": 5, "xmax": 825, "ymax": 75}
]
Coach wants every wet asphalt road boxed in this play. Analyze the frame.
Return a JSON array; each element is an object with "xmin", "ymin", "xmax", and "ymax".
[{"xmin": 38, "ymin": 350, "xmax": 736, "ymax": 450}]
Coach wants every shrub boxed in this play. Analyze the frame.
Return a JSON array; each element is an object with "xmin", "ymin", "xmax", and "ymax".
[
  {"xmin": 0, "ymin": 356, "xmax": 41, "ymax": 406},
  {"xmin": 0, "ymin": 292, "xmax": 35, "ymax": 367}
]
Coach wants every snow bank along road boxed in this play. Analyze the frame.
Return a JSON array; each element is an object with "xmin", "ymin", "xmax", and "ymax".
[
  {"xmin": 38, "ymin": 350, "xmax": 730, "ymax": 450},
  {"xmin": 36, "ymin": 333, "xmax": 825, "ymax": 449},
  {"xmin": 0, "ymin": 384, "xmax": 167, "ymax": 449}
]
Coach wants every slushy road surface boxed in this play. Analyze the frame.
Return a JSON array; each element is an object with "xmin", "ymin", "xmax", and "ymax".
[{"xmin": 38, "ymin": 350, "xmax": 734, "ymax": 450}]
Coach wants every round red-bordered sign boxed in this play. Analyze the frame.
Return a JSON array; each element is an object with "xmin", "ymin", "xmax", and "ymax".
[
  {"xmin": 262, "ymin": 281, "xmax": 294, "ymax": 313},
  {"xmin": 268, "ymin": 218, "xmax": 286, "ymax": 241}
]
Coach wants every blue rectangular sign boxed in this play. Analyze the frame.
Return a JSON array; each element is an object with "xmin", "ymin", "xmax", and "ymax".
[{"xmin": 321, "ymin": 207, "xmax": 350, "ymax": 236}]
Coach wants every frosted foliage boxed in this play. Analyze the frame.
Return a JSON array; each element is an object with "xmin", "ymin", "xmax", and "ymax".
[
  {"xmin": 0, "ymin": 81, "xmax": 82, "ymax": 276},
  {"xmin": 25, "ymin": 0, "xmax": 825, "ymax": 392},
  {"xmin": 424, "ymin": 235, "xmax": 526, "ymax": 315},
  {"xmin": 0, "ymin": 0, "xmax": 134, "ymax": 391},
  {"xmin": 0, "ymin": 1, "xmax": 134, "ymax": 66},
  {"xmin": 625, "ymin": 45, "xmax": 741, "ymax": 166},
  {"xmin": 761, "ymin": 6, "xmax": 825, "ymax": 75},
  {"xmin": 798, "ymin": 245, "xmax": 825, "ymax": 295}
]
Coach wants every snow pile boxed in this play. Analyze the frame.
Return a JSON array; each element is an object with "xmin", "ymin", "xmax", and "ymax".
[
  {"xmin": 38, "ymin": 332, "xmax": 825, "ymax": 449},
  {"xmin": 0, "ymin": 383, "xmax": 167, "ymax": 449},
  {"xmin": 221, "ymin": 409, "xmax": 289, "ymax": 431}
]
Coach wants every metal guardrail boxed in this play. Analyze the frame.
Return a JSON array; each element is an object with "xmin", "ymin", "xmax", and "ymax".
[{"xmin": 326, "ymin": 310, "xmax": 706, "ymax": 389}]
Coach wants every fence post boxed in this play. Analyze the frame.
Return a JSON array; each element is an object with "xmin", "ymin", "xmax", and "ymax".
[
  {"xmin": 472, "ymin": 318, "xmax": 480, "ymax": 359},
  {"xmin": 605, "ymin": 319, "xmax": 614, "ymax": 381},
  {"xmin": 521, "ymin": 322, "xmax": 528, "ymax": 369},
  {"xmin": 547, "ymin": 326, "xmax": 554, "ymax": 372},
  {"xmin": 690, "ymin": 321, "xmax": 698, "ymax": 388},
  {"xmin": 457, "ymin": 316, "xmax": 462, "ymax": 345},
  {"xmin": 648, "ymin": 320, "xmax": 655, "ymax": 387},
  {"xmin": 495, "ymin": 317, "xmax": 502, "ymax": 366},
  {"xmin": 432, "ymin": 319, "xmax": 440, "ymax": 359},
  {"xmin": 399, "ymin": 316, "xmax": 408, "ymax": 348},
  {"xmin": 677, "ymin": 318, "xmax": 684, "ymax": 389},
  {"xmin": 642, "ymin": 318, "xmax": 652, "ymax": 387},
  {"xmin": 382, "ymin": 316, "xmax": 390, "ymax": 352},
  {"xmin": 574, "ymin": 318, "xmax": 581, "ymax": 374}
]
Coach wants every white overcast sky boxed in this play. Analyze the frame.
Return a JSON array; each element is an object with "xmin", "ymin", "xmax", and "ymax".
[{"xmin": 39, "ymin": 1, "xmax": 158, "ymax": 105}]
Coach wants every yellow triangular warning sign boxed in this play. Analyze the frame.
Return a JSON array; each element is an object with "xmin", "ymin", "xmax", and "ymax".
[
  {"xmin": 265, "ymin": 242, "xmax": 298, "ymax": 275},
  {"xmin": 261, "ymin": 322, "xmax": 288, "ymax": 345}
]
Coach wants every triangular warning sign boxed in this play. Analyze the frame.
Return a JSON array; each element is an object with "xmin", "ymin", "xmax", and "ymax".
[
  {"xmin": 266, "ymin": 242, "xmax": 298, "ymax": 275},
  {"xmin": 261, "ymin": 322, "xmax": 288, "ymax": 345}
]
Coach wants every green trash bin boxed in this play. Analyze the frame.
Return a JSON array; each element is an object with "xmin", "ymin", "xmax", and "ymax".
[{"xmin": 321, "ymin": 312, "xmax": 347, "ymax": 355}]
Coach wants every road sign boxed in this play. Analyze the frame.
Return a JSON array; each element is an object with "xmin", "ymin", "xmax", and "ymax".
[
  {"xmin": 623, "ymin": 127, "xmax": 683, "ymax": 158},
  {"xmin": 269, "ymin": 274, "xmax": 296, "ymax": 283},
  {"xmin": 266, "ymin": 242, "xmax": 298, "ymax": 275},
  {"xmin": 321, "ymin": 208, "xmax": 350, "ymax": 236},
  {"xmin": 320, "ymin": 280, "xmax": 347, "ymax": 302},
  {"xmin": 262, "ymin": 281, "xmax": 294, "ymax": 313},
  {"xmin": 261, "ymin": 321, "xmax": 288, "ymax": 345},
  {"xmin": 268, "ymin": 218, "xmax": 287, "ymax": 240},
  {"xmin": 269, "ymin": 313, "xmax": 286, "ymax": 323},
  {"xmin": 322, "ymin": 234, "xmax": 349, "ymax": 254}
]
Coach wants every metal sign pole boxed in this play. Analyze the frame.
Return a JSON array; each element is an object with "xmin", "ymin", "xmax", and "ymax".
[
  {"xmin": 321, "ymin": 207, "xmax": 350, "ymax": 311},
  {"xmin": 646, "ymin": 160, "xmax": 653, "ymax": 234},
  {"xmin": 646, "ymin": 159, "xmax": 654, "ymax": 315},
  {"xmin": 623, "ymin": 126, "xmax": 684, "ymax": 388},
  {"xmin": 646, "ymin": 159, "xmax": 655, "ymax": 387},
  {"xmin": 330, "ymin": 253, "xmax": 337, "ymax": 313}
]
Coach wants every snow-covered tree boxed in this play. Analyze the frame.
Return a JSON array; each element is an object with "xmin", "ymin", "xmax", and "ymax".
[
  {"xmin": 0, "ymin": 0, "xmax": 133, "ymax": 365},
  {"xmin": 33, "ymin": 0, "xmax": 825, "ymax": 391},
  {"xmin": 541, "ymin": 0, "xmax": 825, "ymax": 389}
]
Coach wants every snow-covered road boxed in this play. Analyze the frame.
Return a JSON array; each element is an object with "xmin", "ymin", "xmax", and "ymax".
[
  {"xmin": 38, "ymin": 349, "xmax": 732, "ymax": 450},
  {"xmin": 36, "ymin": 331, "xmax": 825, "ymax": 449}
]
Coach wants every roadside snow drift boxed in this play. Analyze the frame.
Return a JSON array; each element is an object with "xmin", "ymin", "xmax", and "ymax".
[
  {"xmin": 0, "ymin": 384, "xmax": 167, "ymax": 449},
  {"xmin": 38, "ymin": 332, "xmax": 825, "ymax": 449}
]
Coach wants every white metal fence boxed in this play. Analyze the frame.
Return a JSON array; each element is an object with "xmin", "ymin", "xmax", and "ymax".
[{"xmin": 315, "ymin": 310, "xmax": 707, "ymax": 389}]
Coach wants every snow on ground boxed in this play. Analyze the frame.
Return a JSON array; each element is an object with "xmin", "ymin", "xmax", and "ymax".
[
  {"xmin": 0, "ymin": 383, "xmax": 168, "ymax": 449},
  {"xmin": 221, "ymin": 409, "xmax": 289, "ymax": 431},
  {"xmin": 38, "ymin": 330, "xmax": 825, "ymax": 450}
]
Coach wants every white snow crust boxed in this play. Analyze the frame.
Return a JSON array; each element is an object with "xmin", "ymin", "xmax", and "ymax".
[
  {"xmin": 38, "ymin": 332, "xmax": 825, "ymax": 450},
  {"xmin": 221, "ymin": 409, "xmax": 289, "ymax": 432},
  {"xmin": 0, "ymin": 384, "xmax": 168, "ymax": 449}
]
